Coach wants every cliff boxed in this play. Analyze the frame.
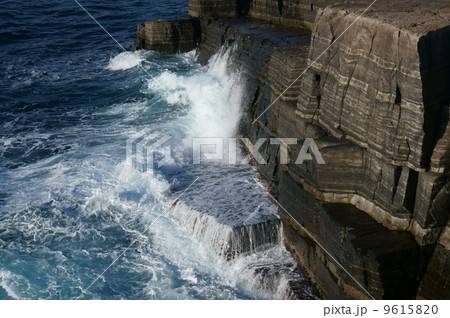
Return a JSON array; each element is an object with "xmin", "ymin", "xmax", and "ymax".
[{"xmin": 135, "ymin": 0, "xmax": 450, "ymax": 299}]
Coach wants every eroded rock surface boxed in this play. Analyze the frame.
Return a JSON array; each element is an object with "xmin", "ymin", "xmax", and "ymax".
[{"xmin": 135, "ymin": 18, "xmax": 201, "ymax": 53}]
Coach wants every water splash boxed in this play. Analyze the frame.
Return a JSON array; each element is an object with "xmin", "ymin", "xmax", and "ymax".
[
  {"xmin": 147, "ymin": 47, "xmax": 244, "ymax": 139},
  {"xmin": 0, "ymin": 43, "xmax": 318, "ymax": 299},
  {"xmin": 106, "ymin": 51, "xmax": 145, "ymax": 71}
]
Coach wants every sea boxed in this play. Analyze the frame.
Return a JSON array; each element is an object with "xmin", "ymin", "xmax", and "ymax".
[{"xmin": 0, "ymin": 0, "xmax": 317, "ymax": 299}]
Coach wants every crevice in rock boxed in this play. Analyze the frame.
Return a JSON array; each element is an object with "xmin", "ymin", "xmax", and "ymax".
[
  {"xmin": 338, "ymin": 62, "xmax": 357, "ymax": 130},
  {"xmin": 171, "ymin": 25, "xmax": 180, "ymax": 53},
  {"xmin": 314, "ymin": 73, "xmax": 321, "ymax": 83},
  {"xmin": 277, "ymin": 0, "xmax": 283, "ymax": 16},
  {"xmin": 418, "ymin": 26, "xmax": 450, "ymax": 168},
  {"xmin": 368, "ymin": 29, "xmax": 377, "ymax": 55},
  {"xmin": 315, "ymin": 73, "xmax": 321, "ymax": 108},
  {"xmin": 237, "ymin": 0, "xmax": 252, "ymax": 16},
  {"xmin": 404, "ymin": 169, "xmax": 418, "ymax": 213},
  {"xmin": 250, "ymin": 85, "xmax": 261, "ymax": 119},
  {"xmin": 311, "ymin": 73, "xmax": 322, "ymax": 121},
  {"xmin": 363, "ymin": 262, "xmax": 369, "ymax": 286},
  {"xmin": 434, "ymin": 104, "xmax": 450, "ymax": 143},
  {"xmin": 373, "ymin": 167, "xmax": 382, "ymax": 200},
  {"xmin": 391, "ymin": 166, "xmax": 402, "ymax": 203},
  {"xmin": 390, "ymin": 85, "xmax": 403, "ymax": 143},
  {"xmin": 395, "ymin": 85, "xmax": 402, "ymax": 105},
  {"xmin": 193, "ymin": 19, "xmax": 202, "ymax": 47},
  {"xmin": 220, "ymin": 25, "xmax": 230, "ymax": 46}
]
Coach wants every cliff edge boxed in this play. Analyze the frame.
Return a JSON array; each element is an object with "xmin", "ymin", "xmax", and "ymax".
[{"xmin": 135, "ymin": 0, "xmax": 450, "ymax": 299}]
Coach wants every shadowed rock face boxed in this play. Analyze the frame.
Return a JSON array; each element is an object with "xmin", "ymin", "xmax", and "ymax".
[
  {"xmin": 188, "ymin": 1, "xmax": 365, "ymax": 30},
  {"xmin": 418, "ymin": 228, "xmax": 450, "ymax": 300},
  {"xmin": 280, "ymin": 185, "xmax": 421, "ymax": 299},
  {"xmin": 250, "ymin": 0, "xmax": 318, "ymax": 29},
  {"xmin": 135, "ymin": 0, "xmax": 450, "ymax": 299},
  {"xmin": 189, "ymin": 0, "xmax": 252, "ymax": 17},
  {"xmin": 135, "ymin": 19, "xmax": 201, "ymax": 53}
]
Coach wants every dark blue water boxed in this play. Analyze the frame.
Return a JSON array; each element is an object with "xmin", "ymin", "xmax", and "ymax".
[
  {"xmin": 0, "ymin": 0, "xmax": 315, "ymax": 300},
  {"xmin": 0, "ymin": 0, "xmax": 189, "ymax": 170}
]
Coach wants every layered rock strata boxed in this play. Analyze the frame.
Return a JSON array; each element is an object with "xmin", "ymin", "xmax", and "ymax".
[
  {"xmin": 188, "ymin": 1, "xmax": 353, "ymax": 30},
  {"xmin": 135, "ymin": 0, "xmax": 450, "ymax": 299},
  {"xmin": 135, "ymin": 18, "xmax": 201, "ymax": 53},
  {"xmin": 189, "ymin": 0, "xmax": 252, "ymax": 17}
]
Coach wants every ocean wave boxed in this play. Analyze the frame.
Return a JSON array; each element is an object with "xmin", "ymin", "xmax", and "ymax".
[
  {"xmin": 0, "ymin": 21, "xmax": 316, "ymax": 298},
  {"xmin": 106, "ymin": 51, "xmax": 145, "ymax": 71},
  {"xmin": 147, "ymin": 47, "xmax": 244, "ymax": 139},
  {"xmin": 0, "ymin": 270, "xmax": 30, "ymax": 300}
]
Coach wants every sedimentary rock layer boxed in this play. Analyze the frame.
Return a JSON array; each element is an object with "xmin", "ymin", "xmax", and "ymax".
[
  {"xmin": 250, "ymin": 0, "xmax": 319, "ymax": 30},
  {"xmin": 297, "ymin": 2, "xmax": 450, "ymax": 172},
  {"xmin": 188, "ymin": 0, "xmax": 252, "ymax": 17},
  {"xmin": 188, "ymin": 1, "xmax": 373, "ymax": 30},
  {"xmin": 294, "ymin": 1, "xmax": 450, "ymax": 253},
  {"xmin": 135, "ymin": 19, "xmax": 200, "ymax": 53}
]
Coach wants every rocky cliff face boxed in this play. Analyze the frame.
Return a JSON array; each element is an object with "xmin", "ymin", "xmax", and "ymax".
[
  {"xmin": 135, "ymin": 19, "xmax": 201, "ymax": 53},
  {"xmin": 135, "ymin": 0, "xmax": 450, "ymax": 299}
]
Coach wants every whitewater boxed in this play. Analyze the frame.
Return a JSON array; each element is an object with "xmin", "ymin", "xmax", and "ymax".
[{"xmin": 0, "ymin": 0, "xmax": 317, "ymax": 300}]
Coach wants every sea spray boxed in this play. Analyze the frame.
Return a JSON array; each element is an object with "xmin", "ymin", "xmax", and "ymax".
[
  {"xmin": 0, "ymin": 18, "xmax": 318, "ymax": 298},
  {"xmin": 147, "ymin": 46, "xmax": 244, "ymax": 141},
  {"xmin": 106, "ymin": 51, "xmax": 145, "ymax": 71}
]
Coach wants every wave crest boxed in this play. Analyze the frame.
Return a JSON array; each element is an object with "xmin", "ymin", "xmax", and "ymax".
[{"xmin": 106, "ymin": 51, "xmax": 144, "ymax": 71}]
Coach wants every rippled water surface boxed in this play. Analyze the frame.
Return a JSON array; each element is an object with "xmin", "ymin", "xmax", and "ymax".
[{"xmin": 0, "ymin": 0, "xmax": 317, "ymax": 300}]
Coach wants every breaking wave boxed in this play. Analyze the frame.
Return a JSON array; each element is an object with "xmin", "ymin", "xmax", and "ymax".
[
  {"xmin": 106, "ymin": 51, "xmax": 145, "ymax": 71},
  {"xmin": 0, "ymin": 6, "xmax": 317, "ymax": 298}
]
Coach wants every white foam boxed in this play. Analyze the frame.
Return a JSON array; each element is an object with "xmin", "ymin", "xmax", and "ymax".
[
  {"xmin": 180, "ymin": 268, "xmax": 198, "ymax": 284},
  {"xmin": 0, "ymin": 46, "xmax": 318, "ymax": 300},
  {"xmin": 147, "ymin": 47, "xmax": 244, "ymax": 140},
  {"xmin": 171, "ymin": 200, "xmax": 281, "ymax": 259},
  {"xmin": 0, "ymin": 270, "xmax": 28, "ymax": 300},
  {"xmin": 106, "ymin": 51, "xmax": 145, "ymax": 71}
]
